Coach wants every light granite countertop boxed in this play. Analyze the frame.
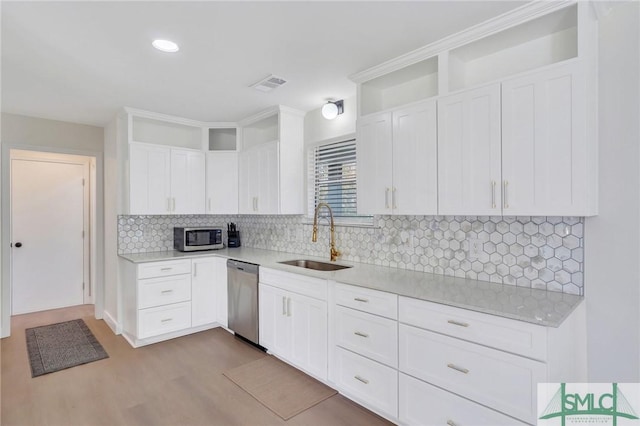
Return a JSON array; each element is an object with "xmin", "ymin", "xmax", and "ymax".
[{"xmin": 119, "ymin": 247, "xmax": 583, "ymax": 327}]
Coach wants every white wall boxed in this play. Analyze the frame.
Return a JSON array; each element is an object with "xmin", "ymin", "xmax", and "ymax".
[
  {"xmin": 1, "ymin": 113, "xmax": 103, "ymax": 152},
  {"xmin": 585, "ymin": 1, "xmax": 640, "ymax": 381},
  {"xmin": 304, "ymin": 96, "xmax": 356, "ymax": 145},
  {"xmin": 0, "ymin": 113, "xmax": 105, "ymax": 336}
]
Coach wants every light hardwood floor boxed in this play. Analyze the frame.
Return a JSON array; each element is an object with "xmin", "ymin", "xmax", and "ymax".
[{"xmin": 1, "ymin": 305, "xmax": 391, "ymax": 426}]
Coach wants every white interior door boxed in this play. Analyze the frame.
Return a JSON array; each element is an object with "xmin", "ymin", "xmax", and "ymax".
[{"xmin": 11, "ymin": 157, "xmax": 87, "ymax": 315}]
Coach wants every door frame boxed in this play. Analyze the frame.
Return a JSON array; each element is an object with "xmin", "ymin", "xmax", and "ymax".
[
  {"xmin": 11, "ymin": 150, "xmax": 91, "ymax": 313},
  {"xmin": 1, "ymin": 143, "xmax": 104, "ymax": 338}
]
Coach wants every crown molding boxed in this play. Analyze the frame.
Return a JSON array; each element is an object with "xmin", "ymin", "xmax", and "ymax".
[
  {"xmin": 349, "ymin": 0, "xmax": 576, "ymax": 84},
  {"xmin": 122, "ymin": 107, "xmax": 205, "ymax": 127}
]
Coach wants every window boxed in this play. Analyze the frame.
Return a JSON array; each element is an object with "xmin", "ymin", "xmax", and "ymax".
[{"xmin": 307, "ymin": 138, "xmax": 372, "ymax": 225}]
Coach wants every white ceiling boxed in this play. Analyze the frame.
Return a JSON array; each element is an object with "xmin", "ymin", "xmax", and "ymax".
[{"xmin": 2, "ymin": 1, "xmax": 529, "ymax": 127}]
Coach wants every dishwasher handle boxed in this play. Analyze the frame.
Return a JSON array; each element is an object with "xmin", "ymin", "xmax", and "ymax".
[{"xmin": 227, "ymin": 259, "xmax": 259, "ymax": 275}]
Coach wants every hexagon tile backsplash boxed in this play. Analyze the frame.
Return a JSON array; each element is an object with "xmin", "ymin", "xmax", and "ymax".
[{"xmin": 118, "ymin": 215, "xmax": 584, "ymax": 295}]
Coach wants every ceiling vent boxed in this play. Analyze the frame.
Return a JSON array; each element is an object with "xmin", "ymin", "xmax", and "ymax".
[{"xmin": 250, "ymin": 75, "xmax": 288, "ymax": 92}]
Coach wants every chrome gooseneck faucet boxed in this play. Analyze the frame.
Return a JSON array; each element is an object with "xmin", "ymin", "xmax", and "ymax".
[{"xmin": 312, "ymin": 203, "xmax": 341, "ymax": 262}]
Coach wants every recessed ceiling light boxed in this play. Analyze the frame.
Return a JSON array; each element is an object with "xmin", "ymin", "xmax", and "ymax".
[{"xmin": 152, "ymin": 39, "xmax": 179, "ymax": 53}]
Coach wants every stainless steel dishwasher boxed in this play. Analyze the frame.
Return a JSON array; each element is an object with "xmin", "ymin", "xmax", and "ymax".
[{"xmin": 227, "ymin": 259, "xmax": 260, "ymax": 346}]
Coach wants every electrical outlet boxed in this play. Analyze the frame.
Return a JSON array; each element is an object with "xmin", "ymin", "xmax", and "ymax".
[{"xmin": 468, "ymin": 238, "xmax": 482, "ymax": 260}]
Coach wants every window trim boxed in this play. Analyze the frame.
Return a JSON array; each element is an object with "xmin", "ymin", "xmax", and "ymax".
[{"xmin": 305, "ymin": 134, "xmax": 374, "ymax": 227}]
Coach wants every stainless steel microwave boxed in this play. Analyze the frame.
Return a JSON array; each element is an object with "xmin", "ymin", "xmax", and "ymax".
[{"xmin": 173, "ymin": 227, "xmax": 224, "ymax": 251}]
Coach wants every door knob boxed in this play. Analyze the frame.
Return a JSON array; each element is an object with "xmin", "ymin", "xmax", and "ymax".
[{"xmin": 14, "ymin": 242, "xmax": 22, "ymax": 248}]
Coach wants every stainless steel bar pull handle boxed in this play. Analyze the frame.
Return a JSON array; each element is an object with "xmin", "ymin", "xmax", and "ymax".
[
  {"xmin": 172, "ymin": 197, "xmax": 176, "ymax": 212},
  {"xmin": 491, "ymin": 181, "xmax": 496, "ymax": 208},
  {"xmin": 161, "ymin": 318, "xmax": 173, "ymax": 323},
  {"xmin": 354, "ymin": 331, "xmax": 369, "ymax": 338},
  {"xmin": 160, "ymin": 267, "xmax": 172, "ymax": 271},
  {"xmin": 447, "ymin": 363, "xmax": 469, "ymax": 374},
  {"xmin": 287, "ymin": 297, "xmax": 292, "ymax": 317},
  {"xmin": 385, "ymin": 188, "xmax": 390, "ymax": 209},
  {"xmin": 208, "ymin": 198, "xmax": 212, "ymax": 212},
  {"xmin": 193, "ymin": 263, "xmax": 198, "ymax": 277},
  {"xmin": 161, "ymin": 289, "xmax": 173, "ymax": 294},
  {"xmin": 354, "ymin": 297, "xmax": 369, "ymax": 303},
  {"xmin": 503, "ymin": 180, "xmax": 509, "ymax": 209},
  {"xmin": 354, "ymin": 375, "xmax": 369, "ymax": 384},
  {"xmin": 447, "ymin": 319, "xmax": 469, "ymax": 327},
  {"xmin": 282, "ymin": 296, "xmax": 287, "ymax": 315},
  {"xmin": 392, "ymin": 187, "xmax": 397, "ymax": 209}
]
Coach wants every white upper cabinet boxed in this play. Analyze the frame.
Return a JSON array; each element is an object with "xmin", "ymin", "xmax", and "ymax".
[
  {"xmin": 239, "ymin": 141, "xmax": 279, "ymax": 214},
  {"xmin": 129, "ymin": 143, "xmax": 205, "ymax": 215},
  {"xmin": 351, "ymin": 2, "xmax": 598, "ymax": 216},
  {"xmin": 238, "ymin": 106, "xmax": 305, "ymax": 215},
  {"xmin": 129, "ymin": 142, "xmax": 171, "ymax": 215},
  {"xmin": 392, "ymin": 100, "xmax": 438, "ymax": 215},
  {"xmin": 356, "ymin": 112, "xmax": 393, "ymax": 214},
  {"xmin": 357, "ymin": 99, "xmax": 438, "ymax": 215},
  {"xmin": 206, "ymin": 151, "xmax": 239, "ymax": 214},
  {"xmin": 206, "ymin": 127, "xmax": 239, "ymax": 215},
  {"xmin": 438, "ymin": 85, "xmax": 502, "ymax": 216},
  {"xmin": 170, "ymin": 148, "xmax": 205, "ymax": 214},
  {"xmin": 122, "ymin": 110, "xmax": 206, "ymax": 215},
  {"xmin": 501, "ymin": 62, "xmax": 593, "ymax": 216}
]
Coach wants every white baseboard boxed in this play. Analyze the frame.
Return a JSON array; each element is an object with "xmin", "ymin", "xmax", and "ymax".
[{"xmin": 103, "ymin": 310, "xmax": 121, "ymax": 335}]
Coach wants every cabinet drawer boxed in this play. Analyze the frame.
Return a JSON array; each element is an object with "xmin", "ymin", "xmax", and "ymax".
[
  {"xmin": 334, "ymin": 347, "xmax": 398, "ymax": 419},
  {"xmin": 399, "ymin": 296, "xmax": 547, "ymax": 360},
  {"xmin": 335, "ymin": 306, "xmax": 397, "ymax": 368},
  {"xmin": 399, "ymin": 373, "xmax": 527, "ymax": 426},
  {"xmin": 138, "ymin": 274, "xmax": 191, "ymax": 309},
  {"xmin": 137, "ymin": 259, "xmax": 191, "ymax": 279},
  {"xmin": 335, "ymin": 283, "xmax": 397, "ymax": 319},
  {"xmin": 138, "ymin": 302, "xmax": 192, "ymax": 339},
  {"xmin": 399, "ymin": 324, "xmax": 545, "ymax": 424},
  {"xmin": 260, "ymin": 267, "xmax": 327, "ymax": 301}
]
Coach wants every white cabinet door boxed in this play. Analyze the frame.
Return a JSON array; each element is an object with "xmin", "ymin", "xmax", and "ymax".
[
  {"xmin": 438, "ymin": 84, "xmax": 502, "ymax": 215},
  {"xmin": 502, "ymin": 62, "xmax": 587, "ymax": 216},
  {"xmin": 399, "ymin": 373, "xmax": 527, "ymax": 426},
  {"xmin": 392, "ymin": 100, "xmax": 438, "ymax": 215},
  {"xmin": 357, "ymin": 112, "xmax": 393, "ymax": 215},
  {"xmin": 239, "ymin": 142, "xmax": 279, "ymax": 214},
  {"xmin": 257, "ymin": 141, "xmax": 279, "ymax": 214},
  {"xmin": 289, "ymin": 291, "xmax": 328, "ymax": 380},
  {"xmin": 191, "ymin": 257, "xmax": 217, "ymax": 327},
  {"xmin": 171, "ymin": 149, "xmax": 205, "ymax": 214},
  {"xmin": 258, "ymin": 283, "xmax": 291, "ymax": 357},
  {"xmin": 238, "ymin": 147, "xmax": 255, "ymax": 214},
  {"xmin": 129, "ymin": 143, "xmax": 171, "ymax": 214},
  {"xmin": 206, "ymin": 151, "xmax": 238, "ymax": 214}
]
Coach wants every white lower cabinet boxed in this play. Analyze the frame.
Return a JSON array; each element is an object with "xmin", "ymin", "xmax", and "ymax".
[
  {"xmin": 330, "ymin": 283, "xmax": 399, "ymax": 421},
  {"xmin": 259, "ymin": 268, "xmax": 328, "ymax": 381},
  {"xmin": 334, "ymin": 347, "xmax": 398, "ymax": 418},
  {"xmin": 138, "ymin": 301, "xmax": 192, "ymax": 339},
  {"xmin": 399, "ymin": 373, "xmax": 526, "ymax": 426},
  {"xmin": 328, "ymin": 284, "xmax": 586, "ymax": 426},
  {"xmin": 191, "ymin": 257, "xmax": 218, "ymax": 327},
  {"xmin": 120, "ymin": 256, "xmax": 226, "ymax": 347},
  {"xmin": 399, "ymin": 323, "xmax": 545, "ymax": 424}
]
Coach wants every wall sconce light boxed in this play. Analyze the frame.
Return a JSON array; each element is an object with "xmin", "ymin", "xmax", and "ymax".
[{"xmin": 322, "ymin": 100, "xmax": 344, "ymax": 120}]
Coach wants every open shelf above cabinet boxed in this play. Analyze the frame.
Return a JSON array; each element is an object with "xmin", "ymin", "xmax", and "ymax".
[
  {"xmin": 242, "ymin": 114, "xmax": 278, "ymax": 149},
  {"xmin": 132, "ymin": 116, "xmax": 202, "ymax": 150},
  {"xmin": 360, "ymin": 56, "xmax": 438, "ymax": 116},
  {"xmin": 208, "ymin": 128, "xmax": 237, "ymax": 151},
  {"xmin": 448, "ymin": 4, "xmax": 577, "ymax": 92}
]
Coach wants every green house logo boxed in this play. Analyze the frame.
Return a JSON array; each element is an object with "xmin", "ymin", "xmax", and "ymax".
[{"xmin": 539, "ymin": 383, "xmax": 639, "ymax": 425}]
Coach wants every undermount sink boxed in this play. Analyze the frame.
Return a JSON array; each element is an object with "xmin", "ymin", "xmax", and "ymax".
[{"xmin": 278, "ymin": 259, "xmax": 352, "ymax": 272}]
